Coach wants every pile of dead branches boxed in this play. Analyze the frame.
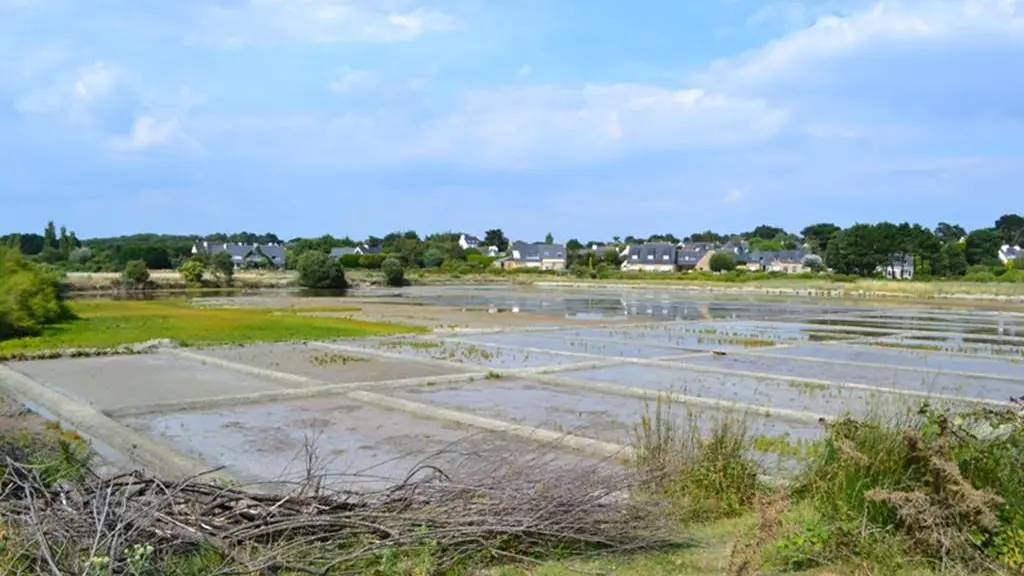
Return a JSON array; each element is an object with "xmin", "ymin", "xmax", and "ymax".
[{"xmin": 0, "ymin": 449, "xmax": 675, "ymax": 575}]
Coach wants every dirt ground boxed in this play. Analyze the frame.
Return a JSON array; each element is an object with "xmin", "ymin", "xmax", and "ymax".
[{"xmin": 0, "ymin": 391, "xmax": 45, "ymax": 433}]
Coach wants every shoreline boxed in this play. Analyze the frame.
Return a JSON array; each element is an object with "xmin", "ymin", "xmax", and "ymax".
[{"xmin": 60, "ymin": 270, "xmax": 1024, "ymax": 307}]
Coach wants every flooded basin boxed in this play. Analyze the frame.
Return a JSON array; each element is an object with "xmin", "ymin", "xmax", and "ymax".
[
  {"xmin": 756, "ymin": 343, "xmax": 1024, "ymax": 379},
  {"xmin": 678, "ymin": 353, "xmax": 1024, "ymax": 402},
  {"xmin": 559, "ymin": 364, "xmax": 945, "ymax": 419},
  {"xmin": 10, "ymin": 352, "xmax": 287, "ymax": 411},
  {"xmin": 119, "ymin": 396, "xmax": 606, "ymax": 490},
  {"xmin": 451, "ymin": 332, "xmax": 681, "ymax": 359}
]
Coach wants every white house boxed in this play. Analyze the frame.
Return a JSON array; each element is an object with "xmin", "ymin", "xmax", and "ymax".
[{"xmin": 999, "ymin": 244, "xmax": 1022, "ymax": 265}]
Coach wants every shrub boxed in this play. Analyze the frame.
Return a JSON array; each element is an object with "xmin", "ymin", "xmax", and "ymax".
[
  {"xmin": 778, "ymin": 402, "xmax": 1024, "ymax": 572},
  {"xmin": 178, "ymin": 259, "xmax": 205, "ymax": 285},
  {"xmin": 295, "ymin": 251, "xmax": 348, "ymax": 289},
  {"xmin": 0, "ymin": 248, "xmax": 73, "ymax": 340},
  {"xmin": 121, "ymin": 260, "xmax": 151, "ymax": 285},
  {"xmin": 339, "ymin": 254, "xmax": 362, "ymax": 268},
  {"xmin": 358, "ymin": 254, "xmax": 385, "ymax": 269},
  {"xmin": 209, "ymin": 251, "xmax": 234, "ymax": 285},
  {"xmin": 382, "ymin": 257, "xmax": 406, "ymax": 287},
  {"xmin": 708, "ymin": 252, "xmax": 738, "ymax": 273}
]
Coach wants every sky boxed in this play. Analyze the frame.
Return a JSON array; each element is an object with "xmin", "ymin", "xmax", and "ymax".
[{"xmin": 1, "ymin": 0, "xmax": 1023, "ymax": 242}]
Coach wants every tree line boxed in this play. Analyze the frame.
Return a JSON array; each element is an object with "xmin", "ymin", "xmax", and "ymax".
[{"xmin": 2, "ymin": 215, "xmax": 1022, "ymax": 280}]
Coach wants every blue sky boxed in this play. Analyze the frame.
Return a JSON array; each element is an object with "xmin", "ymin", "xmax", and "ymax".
[{"xmin": 2, "ymin": 0, "xmax": 1022, "ymax": 242}]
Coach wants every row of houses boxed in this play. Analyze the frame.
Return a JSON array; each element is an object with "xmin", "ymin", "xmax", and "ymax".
[
  {"xmin": 497, "ymin": 240, "xmax": 917, "ymax": 278},
  {"xmin": 192, "ymin": 236, "xmax": 1019, "ymax": 277}
]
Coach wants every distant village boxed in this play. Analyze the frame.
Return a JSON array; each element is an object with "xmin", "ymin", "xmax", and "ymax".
[{"xmin": 190, "ymin": 233, "xmax": 1023, "ymax": 280}]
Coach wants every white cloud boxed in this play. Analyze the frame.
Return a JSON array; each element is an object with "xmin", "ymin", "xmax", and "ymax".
[
  {"xmin": 723, "ymin": 188, "xmax": 743, "ymax": 203},
  {"xmin": 517, "ymin": 65, "xmax": 533, "ymax": 78},
  {"xmin": 72, "ymin": 61, "xmax": 116, "ymax": 103},
  {"xmin": 407, "ymin": 84, "xmax": 788, "ymax": 168},
  {"xmin": 708, "ymin": 0, "xmax": 1024, "ymax": 90},
  {"xmin": 194, "ymin": 0, "xmax": 457, "ymax": 47},
  {"xmin": 14, "ymin": 60, "xmax": 118, "ymax": 115},
  {"xmin": 328, "ymin": 68, "xmax": 378, "ymax": 93},
  {"xmin": 111, "ymin": 115, "xmax": 179, "ymax": 151}
]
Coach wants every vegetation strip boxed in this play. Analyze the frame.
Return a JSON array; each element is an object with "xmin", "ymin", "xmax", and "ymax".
[{"xmin": 0, "ymin": 299, "xmax": 423, "ymax": 356}]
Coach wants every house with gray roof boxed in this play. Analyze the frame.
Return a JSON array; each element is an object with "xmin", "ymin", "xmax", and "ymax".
[
  {"xmin": 999, "ymin": 244, "xmax": 1022, "ymax": 265},
  {"xmin": 621, "ymin": 243, "xmax": 678, "ymax": 272},
  {"xmin": 191, "ymin": 241, "xmax": 287, "ymax": 269},
  {"xmin": 741, "ymin": 250, "xmax": 810, "ymax": 274},
  {"xmin": 498, "ymin": 243, "xmax": 567, "ymax": 270},
  {"xmin": 329, "ymin": 244, "xmax": 382, "ymax": 259}
]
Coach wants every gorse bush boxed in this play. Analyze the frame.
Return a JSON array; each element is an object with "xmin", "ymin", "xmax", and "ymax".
[{"xmin": 0, "ymin": 248, "xmax": 73, "ymax": 340}]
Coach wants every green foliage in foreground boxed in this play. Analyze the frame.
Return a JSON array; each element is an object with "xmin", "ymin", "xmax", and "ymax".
[
  {"xmin": 0, "ymin": 299, "xmax": 421, "ymax": 356},
  {"xmin": 0, "ymin": 248, "xmax": 74, "ymax": 341}
]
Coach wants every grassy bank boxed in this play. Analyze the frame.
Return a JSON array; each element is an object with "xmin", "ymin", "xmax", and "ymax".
[{"xmin": 0, "ymin": 299, "xmax": 423, "ymax": 357}]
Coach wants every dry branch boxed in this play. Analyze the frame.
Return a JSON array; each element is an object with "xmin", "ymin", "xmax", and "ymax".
[{"xmin": 0, "ymin": 445, "xmax": 675, "ymax": 575}]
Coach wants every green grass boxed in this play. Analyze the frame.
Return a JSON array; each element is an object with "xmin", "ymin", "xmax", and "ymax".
[{"xmin": 0, "ymin": 299, "xmax": 424, "ymax": 354}]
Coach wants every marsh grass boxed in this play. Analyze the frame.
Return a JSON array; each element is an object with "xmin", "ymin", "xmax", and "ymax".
[
  {"xmin": 0, "ymin": 299, "xmax": 424, "ymax": 355},
  {"xmin": 631, "ymin": 394, "xmax": 763, "ymax": 523}
]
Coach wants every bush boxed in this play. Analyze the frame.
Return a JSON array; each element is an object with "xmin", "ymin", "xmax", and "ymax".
[
  {"xmin": 209, "ymin": 251, "xmax": 234, "ymax": 285},
  {"xmin": 295, "ymin": 251, "xmax": 348, "ymax": 289},
  {"xmin": 121, "ymin": 260, "xmax": 151, "ymax": 285},
  {"xmin": 778, "ymin": 402, "xmax": 1024, "ymax": 572},
  {"xmin": 178, "ymin": 259, "xmax": 205, "ymax": 285},
  {"xmin": 708, "ymin": 252, "xmax": 738, "ymax": 273},
  {"xmin": 382, "ymin": 257, "xmax": 406, "ymax": 287},
  {"xmin": 358, "ymin": 254, "xmax": 385, "ymax": 269},
  {"xmin": 0, "ymin": 248, "xmax": 73, "ymax": 340},
  {"xmin": 339, "ymin": 254, "xmax": 362, "ymax": 269}
]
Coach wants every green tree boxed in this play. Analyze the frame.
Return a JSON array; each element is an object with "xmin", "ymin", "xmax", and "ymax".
[
  {"xmin": 422, "ymin": 248, "xmax": 444, "ymax": 268},
  {"xmin": 934, "ymin": 222, "xmax": 966, "ymax": 245},
  {"xmin": 483, "ymin": 229, "xmax": 509, "ymax": 252},
  {"xmin": 936, "ymin": 243, "xmax": 968, "ymax": 277},
  {"xmin": 826, "ymin": 224, "xmax": 888, "ymax": 276},
  {"xmin": 964, "ymin": 229, "xmax": 1002, "ymax": 266},
  {"xmin": 122, "ymin": 260, "xmax": 151, "ymax": 285},
  {"xmin": 800, "ymin": 223, "xmax": 841, "ymax": 254},
  {"xmin": 178, "ymin": 259, "xmax": 205, "ymax": 285},
  {"xmin": 58, "ymin": 226, "xmax": 72, "ymax": 257},
  {"xmin": 995, "ymin": 214, "xmax": 1024, "ymax": 245},
  {"xmin": 210, "ymin": 252, "xmax": 234, "ymax": 285},
  {"xmin": 43, "ymin": 221, "xmax": 57, "ymax": 250},
  {"xmin": 708, "ymin": 252, "xmax": 737, "ymax": 272},
  {"xmin": 802, "ymin": 254, "xmax": 824, "ymax": 272},
  {"xmin": 295, "ymin": 251, "xmax": 348, "ymax": 289},
  {"xmin": 748, "ymin": 225, "xmax": 786, "ymax": 241},
  {"xmin": 0, "ymin": 248, "xmax": 73, "ymax": 340},
  {"xmin": 381, "ymin": 257, "xmax": 406, "ymax": 287},
  {"xmin": 544, "ymin": 232, "xmax": 554, "ymax": 244}
]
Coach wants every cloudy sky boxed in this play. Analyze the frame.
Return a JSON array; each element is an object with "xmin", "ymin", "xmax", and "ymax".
[{"xmin": 2, "ymin": 0, "xmax": 1022, "ymax": 241}]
